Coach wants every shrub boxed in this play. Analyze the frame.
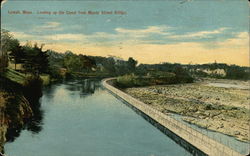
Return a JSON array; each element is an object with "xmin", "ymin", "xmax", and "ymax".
[
  {"xmin": 116, "ymin": 74, "xmax": 138, "ymax": 88},
  {"xmin": 23, "ymin": 75, "xmax": 43, "ymax": 106}
]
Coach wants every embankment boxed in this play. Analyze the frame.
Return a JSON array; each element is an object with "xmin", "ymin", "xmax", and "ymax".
[
  {"xmin": 102, "ymin": 78, "xmax": 244, "ymax": 156},
  {"xmin": 0, "ymin": 74, "xmax": 42, "ymax": 153}
]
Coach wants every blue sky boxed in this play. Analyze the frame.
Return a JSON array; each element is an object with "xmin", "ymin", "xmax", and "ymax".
[{"xmin": 1, "ymin": 0, "xmax": 249, "ymax": 66}]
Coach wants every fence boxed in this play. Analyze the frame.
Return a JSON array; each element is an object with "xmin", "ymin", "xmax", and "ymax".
[{"xmin": 102, "ymin": 78, "xmax": 244, "ymax": 156}]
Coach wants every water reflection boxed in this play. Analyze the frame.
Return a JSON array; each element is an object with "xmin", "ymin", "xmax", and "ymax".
[
  {"xmin": 1, "ymin": 88, "xmax": 44, "ymax": 154},
  {"xmin": 65, "ymin": 79, "xmax": 100, "ymax": 97},
  {"xmin": 3, "ymin": 78, "xmax": 100, "ymax": 151},
  {"xmin": 5, "ymin": 97, "xmax": 44, "ymax": 142}
]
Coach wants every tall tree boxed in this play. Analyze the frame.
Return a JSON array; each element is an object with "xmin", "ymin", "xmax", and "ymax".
[
  {"xmin": 63, "ymin": 52, "xmax": 81, "ymax": 72},
  {"xmin": 23, "ymin": 42, "xmax": 49, "ymax": 75},
  {"xmin": 102, "ymin": 57, "xmax": 116, "ymax": 75},
  {"xmin": 1, "ymin": 29, "xmax": 13, "ymax": 72},
  {"xmin": 8, "ymin": 39, "xmax": 26, "ymax": 70},
  {"xmin": 79, "ymin": 55, "xmax": 96, "ymax": 72},
  {"xmin": 127, "ymin": 57, "xmax": 138, "ymax": 73}
]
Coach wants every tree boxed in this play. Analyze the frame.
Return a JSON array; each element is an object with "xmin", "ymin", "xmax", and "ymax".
[
  {"xmin": 23, "ymin": 42, "xmax": 49, "ymax": 75},
  {"xmin": 127, "ymin": 57, "xmax": 137, "ymax": 73},
  {"xmin": 79, "ymin": 55, "xmax": 96, "ymax": 72},
  {"xmin": 63, "ymin": 52, "xmax": 81, "ymax": 72},
  {"xmin": 0, "ymin": 29, "xmax": 13, "ymax": 72},
  {"xmin": 102, "ymin": 57, "xmax": 116, "ymax": 75},
  {"xmin": 8, "ymin": 39, "xmax": 25, "ymax": 70}
]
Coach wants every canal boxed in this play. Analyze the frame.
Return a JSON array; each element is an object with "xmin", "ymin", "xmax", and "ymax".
[{"xmin": 5, "ymin": 79, "xmax": 192, "ymax": 156}]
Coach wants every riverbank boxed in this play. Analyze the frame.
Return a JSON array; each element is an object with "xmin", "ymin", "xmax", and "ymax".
[
  {"xmin": 0, "ymin": 76, "xmax": 33, "ymax": 153},
  {"xmin": 123, "ymin": 78, "xmax": 250, "ymax": 142},
  {"xmin": 0, "ymin": 69, "xmax": 44, "ymax": 153}
]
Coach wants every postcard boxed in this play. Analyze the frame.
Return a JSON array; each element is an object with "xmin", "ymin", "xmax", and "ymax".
[{"xmin": 0, "ymin": 0, "xmax": 249, "ymax": 156}]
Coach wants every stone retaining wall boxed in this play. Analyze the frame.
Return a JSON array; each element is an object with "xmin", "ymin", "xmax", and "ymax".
[{"xmin": 102, "ymin": 78, "xmax": 244, "ymax": 156}]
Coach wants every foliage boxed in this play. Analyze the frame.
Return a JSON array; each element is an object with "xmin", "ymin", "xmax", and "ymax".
[
  {"xmin": 8, "ymin": 39, "xmax": 26, "ymax": 70},
  {"xmin": 137, "ymin": 62, "xmax": 249, "ymax": 81},
  {"xmin": 1, "ymin": 29, "xmax": 13, "ymax": 71},
  {"xmin": 173, "ymin": 66, "xmax": 194, "ymax": 83},
  {"xmin": 116, "ymin": 71, "xmax": 184, "ymax": 88},
  {"xmin": 101, "ymin": 57, "xmax": 116, "ymax": 75},
  {"xmin": 79, "ymin": 54, "xmax": 96, "ymax": 71},
  {"xmin": 48, "ymin": 51, "xmax": 139, "ymax": 77},
  {"xmin": 127, "ymin": 57, "xmax": 138, "ymax": 73},
  {"xmin": 63, "ymin": 52, "xmax": 82, "ymax": 72},
  {"xmin": 225, "ymin": 65, "xmax": 250, "ymax": 80},
  {"xmin": 116, "ymin": 74, "xmax": 147, "ymax": 88},
  {"xmin": 47, "ymin": 66, "xmax": 64, "ymax": 80},
  {"xmin": 22, "ymin": 43, "xmax": 49, "ymax": 75},
  {"xmin": 23, "ymin": 75, "xmax": 43, "ymax": 102}
]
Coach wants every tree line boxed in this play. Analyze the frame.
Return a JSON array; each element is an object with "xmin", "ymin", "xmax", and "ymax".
[
  {"xmin": 47, "ymin": 50, "xmax": 138, "ymax": 78},
  {"xmin": 1, "ymin": 29, "xmax": 248, "ymax": 80}
]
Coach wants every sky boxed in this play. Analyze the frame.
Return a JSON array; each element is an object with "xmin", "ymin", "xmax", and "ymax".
[{"xmin": 1, "ymin": 0, "xmax": 249, "ymax": 66}]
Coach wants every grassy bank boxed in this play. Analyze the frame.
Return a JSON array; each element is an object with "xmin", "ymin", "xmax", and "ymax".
[
  {"xmin": 1, "ymin": 68, "xmax": 51, "ymax": 86},
  {"xmin": 1, "ymin": 68, "xmax": 26, "ymax": 85},
  {"xmin": 0, "ymin": 68, "xmax": 46, "ymax": 152},
  {"xmin": 0, "ymin": 74, "xmax": 33, "ymax": 153}
]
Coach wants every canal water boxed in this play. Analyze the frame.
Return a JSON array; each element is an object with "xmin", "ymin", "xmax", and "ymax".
[{"xmin": 4, "ymin": 79, "xmax": 192, "ymax": 156}]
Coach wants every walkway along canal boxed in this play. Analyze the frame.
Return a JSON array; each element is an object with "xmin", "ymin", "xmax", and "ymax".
[
  {"xmin": 102, "ymin": 78, "xmax": 245, "ymax": 156},
  {"xmin": 5, "ymin": 79, "xmax": 193, "ymax": 156}
]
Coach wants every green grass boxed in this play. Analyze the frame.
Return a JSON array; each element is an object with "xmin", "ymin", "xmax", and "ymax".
[
  {"xmin": 2, "ymin": 68, "xmax": 50, "ymax": 85},
  {"xmin": 2, "ymin": 68, "xmax": 26, "ymax": 85}
]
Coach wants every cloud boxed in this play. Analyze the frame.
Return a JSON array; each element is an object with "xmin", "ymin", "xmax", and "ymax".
[
  {"xmin": 106, "ymin": 19, "xmax": 111, "ymax": 23},
  {"xmin": 10, "ymin": 31, "xmax": 35, "ymax": 39},
  {"xmin": 79, "ymin": 25, "xmax": 172, "ymax": 45},
  {"xmin": 33, "ymin": 22, "xmax": 62, "ymax": 32},
  {"xmin": 168, "ymin": 27, "xmax": 229, "ymax": 39},
  {"xmin": 10, "ymin": 31, "xmax": 86, "ymax": 42},
  {"xmin": 9, "ymin": 25, "xmax": 173, "ymax": 45},
  {"xmin": 115, "ymin": 26, "xmax": 171, "ymax": 36},
  {"xmin": 219, "ymin": 32, "xmax": 249, "ymax": 47},
  {"xmin": 39, "ymin": 22, "xmax": 61, "ymax": 29},
  {"xmin": 43, "ymin": 33, "xmax": 86, "ymax": 41}
]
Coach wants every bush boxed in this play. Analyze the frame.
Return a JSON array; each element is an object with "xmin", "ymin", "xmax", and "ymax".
[
  {"xmin": 47, "ymin": 67, "xmax": 63, "ymax": 80},
  {"xmin": 23, "ymin": 75, "xmax": 43, "ymax": 105},
  {"xmin": 116, "ymin": 74, "xmax": 139, "ymax": 88},
  {"xmin": 173, "ymin": 66, "xmax": 194, "ymax": 83}
]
